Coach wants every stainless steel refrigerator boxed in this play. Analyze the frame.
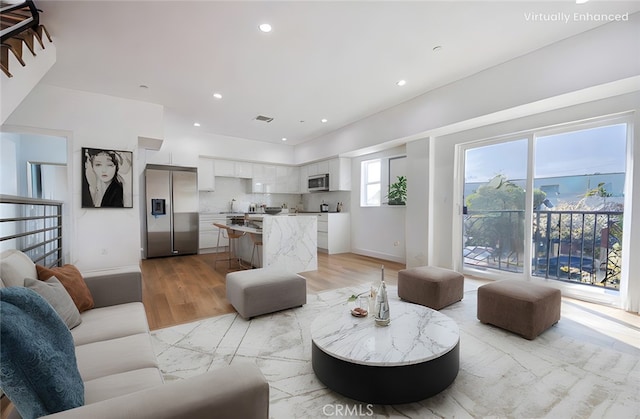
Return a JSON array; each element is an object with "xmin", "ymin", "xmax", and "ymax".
[{"xmin": 145, "ymin": 164, "xmax": 199, "ymax": 258}]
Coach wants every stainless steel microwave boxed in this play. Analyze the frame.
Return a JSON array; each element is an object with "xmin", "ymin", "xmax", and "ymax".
[{"xmin": 308, "ymin": 173, "xmax": 329, "ymax": 192}]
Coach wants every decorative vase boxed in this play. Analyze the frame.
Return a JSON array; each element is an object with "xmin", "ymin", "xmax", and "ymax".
[{"xmin": 374, "ymin": 265, "xmax": 390, "ymax": 326}]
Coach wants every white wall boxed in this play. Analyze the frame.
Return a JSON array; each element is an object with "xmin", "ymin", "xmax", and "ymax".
[
  {"xmin": 350, "ymin": 145, "xmax": 406, "ymax": 263},
  {"xmin": 294, "ymin": 14, "xmax": 640, "ymax": 163},
  {"xmin": 405, "ymin": 138, "xmax": 430, "ymax": 268},
  {"xmin": 3, "ymin": 84, "xmax": 163, "ymax": 272},
  {"xmin": 0, "ymin": 133, "xmax": 19, "ymax": 195}
]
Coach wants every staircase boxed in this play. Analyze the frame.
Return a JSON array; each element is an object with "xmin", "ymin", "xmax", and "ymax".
[{"xmin": 0, "ymin": 0, "xmax": 55, "ymax": 124}]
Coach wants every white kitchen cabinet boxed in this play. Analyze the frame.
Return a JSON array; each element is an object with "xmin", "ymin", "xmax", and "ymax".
[
  {"xmin": 199, "ymin": 214, "xmax": 228, "ymax": 252},
  {"xmin": 299, "ymin": 165, "xmax": 308, "ymax": 193},
  {"xmin": 307, "ymin": 160, "xmax": 330, "ymax": 177},
  {"xmin": 197, "ymin": 157, "xmax": 215, "ymax": 191},
  {"xmin": 252, "ymin": 163, "xmax": 277, "ymax": 193},
  {"xmin": 312, "ymin": 212, "xmax": 350, "ymax": 254},
  {"xmin": 214, "ymin": 159, "xmax": 253, "ymax": 178},
  {"xmin": 288, "ymin": 166, "xmax": 301, "ymax": 193},
  {"xmin": 275, "ymin": 165, "xmax": 300, "ymax": 193},
  {"xmin": 253, "ymin": 163, "xmax": 299, "ymax": 193},
  {"xmin": 329, "ymin": 157, "xmax": 351, "ymax": 191}
]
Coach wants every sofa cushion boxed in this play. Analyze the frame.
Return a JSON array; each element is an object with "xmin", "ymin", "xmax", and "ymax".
[
  {"xmin": 24, "ymin": 277, "xmax": 82, "ymax": 329},
  {"xmin": 0, "ymin": 249, "xmax": 38, "ymax": 287},
  {"xmin": 0, "ymin": 287, "xmax": 84, "ymax": 418},
  {"xmin": 83, "ymin": 368, "xmax": 163, "ymax": 405},
  {"xmin": 75, "ymin": 333, "xmax": 159, "ymax": 381},
  {"xmin": 37, "ymin": 264, "xmax": 95, "ymax": 312},
  {"xmin": 71, "ymin": 302, "xmax": 149, "ymax": 346}
]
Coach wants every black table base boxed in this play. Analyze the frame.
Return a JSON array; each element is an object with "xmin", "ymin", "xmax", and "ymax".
[{"xmin": 312, "ymin": 340, "xmax": 459, "ymax": 405}]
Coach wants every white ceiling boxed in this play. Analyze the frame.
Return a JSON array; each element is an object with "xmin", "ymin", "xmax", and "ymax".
[{"xmin": 37, "ymin": 1, "xmax": 640, "ymax": 146}]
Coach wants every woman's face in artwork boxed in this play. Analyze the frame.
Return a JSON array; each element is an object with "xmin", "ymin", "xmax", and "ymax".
[{"xmin": 92, "ymin": 153, "xmax": 117, "ymax": 183}]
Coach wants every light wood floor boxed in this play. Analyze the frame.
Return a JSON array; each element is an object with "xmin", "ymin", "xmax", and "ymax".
[{"xmin": 140, "ymin": 252, "xmax": 405, "ymax": 330}]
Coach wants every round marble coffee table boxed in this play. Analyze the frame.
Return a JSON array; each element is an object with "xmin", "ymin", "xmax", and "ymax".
[{"xmin": 310, "ymin": 299, "xmax": 460, "ymax": 404}]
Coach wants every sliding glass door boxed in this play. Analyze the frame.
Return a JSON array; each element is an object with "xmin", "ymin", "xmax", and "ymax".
[
  {"xmin": 463, "ymin": 139, "xmax": 528, "ymax": 273},
  {"xmin": 532, "ymin": 123, "xmax": 626, "ymax": 290},
  {"xmin": 462, "ymin": 119, "xmax": 628, "ymax": 293}
]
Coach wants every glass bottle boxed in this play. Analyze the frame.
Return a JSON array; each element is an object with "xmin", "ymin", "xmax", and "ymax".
[{"xmin": 374, "ymin": 265, "xmax": 390, "ymax": 326}]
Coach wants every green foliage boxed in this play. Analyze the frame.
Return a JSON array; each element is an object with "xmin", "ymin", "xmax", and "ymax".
[
  {"xmin": 386, "ymin": 175, "xmax": 407, "ymax": 205},
  {"xmin": 585, "ymin": 182, "xmax": 612, "ymax": 198}
]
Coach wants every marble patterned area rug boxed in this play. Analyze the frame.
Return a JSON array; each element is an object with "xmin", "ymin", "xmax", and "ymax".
[{"xmin": 151, "ymin": 282, "xmax": 640, "ymax": 419}]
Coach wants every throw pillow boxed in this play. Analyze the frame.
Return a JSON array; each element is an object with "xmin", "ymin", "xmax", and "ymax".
[
  {"xmin": 0, "ymin": 287, "xmax": 84, "ymax": 418},
  {"xmin": 36, "ymin": 264, "xmax": 94, "ymax": 312},
  {"xmin": 24, "ymin": 277, "xmax": 82, "ymax": 329}
]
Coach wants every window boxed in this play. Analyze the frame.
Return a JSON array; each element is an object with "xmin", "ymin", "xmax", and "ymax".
[
  {"xmin": 460, "ymin": 119, "xmax": 628, "ymax": 293},
  {"xmin": 361, "ymin": 159, "xmax": 381, "ymax": 206}
]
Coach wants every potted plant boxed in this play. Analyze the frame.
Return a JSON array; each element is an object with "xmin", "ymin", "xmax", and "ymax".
[{"xmin": 386, "ymin": 175, "xmax": 407, "ymax": 205}]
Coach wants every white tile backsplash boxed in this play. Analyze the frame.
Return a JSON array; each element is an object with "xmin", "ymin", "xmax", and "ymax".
[
  {"xmin": 199, "ymin": 177, "xmax": 302, "ymax": 213},
  {"xmin": 302, "ymin": 191, "xmax": 350, "ymax": 213}
]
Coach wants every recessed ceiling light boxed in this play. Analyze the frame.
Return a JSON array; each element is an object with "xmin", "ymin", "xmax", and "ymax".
[
  {"xmin": 321, "ymin": 118, "xmax": 328, "ymax": 123},
  {"xmin": 432, "ymin": 45, "xmax": 442, "ymax": 52},
  {"xmin": 576, "ymin": 0, "xmax": 589, "ymax": 4},
  {"xmin": 396, "ymin": 80, "xmax": 407, "ymax": 87},
  {"xmin": 213, "ymin": 92, "xmax": 222, "ymax": 99},
  {"xmin": 259, "ymin": 23, "xmax": 272, "ymax": 33},
  {"xmin": 281, "ymin": 137, "xmax": 287, "ymax": 142},
  {"xmin": 193, "ymin": 122, "xmax": 201, "ymax": 127}
]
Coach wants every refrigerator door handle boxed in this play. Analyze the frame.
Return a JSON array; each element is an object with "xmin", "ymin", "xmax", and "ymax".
[{"xmin": 170, "ymin": 172, "xmax": 176, "ymax": 253}]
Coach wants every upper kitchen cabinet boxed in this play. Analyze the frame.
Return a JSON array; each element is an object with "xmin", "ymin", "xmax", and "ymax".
[
  {"xmin": 329, "ymin": 157, "xmax": 351, "ymax": 191},
  {"xmin": 214, "ymin": 159, "xmax": 253, "ymax": 178},
  {"xmin": 252, "ymin": 163, "xmax": 277, "ymax": 193},
  {"xmin": 299, "ymin": 165, "xmax": 308, "ymax": 194},
  {"xmin": 276, "ymin": 165, "xmax": 300, "ymax": 193},
  {"xmin": 197, "ymin": 157, "xmax": 215, "ymax": 191},
  {"xmin": 252, "ymin": 164, "xmax": 300, "ymax": 193},
  {"xmin": 306, "ymin": 160, "xmax": 330, "ymax": 177}
]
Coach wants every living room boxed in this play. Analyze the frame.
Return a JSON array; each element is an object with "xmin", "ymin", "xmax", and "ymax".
[{"xmin": 1, "ymin": 1, "xmax": 639, "ymax": 418}]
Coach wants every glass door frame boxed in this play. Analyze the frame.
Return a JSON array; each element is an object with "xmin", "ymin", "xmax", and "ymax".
[{"xmin": 453, "ymin": 113, "xmax": 632, "ymax": 307}]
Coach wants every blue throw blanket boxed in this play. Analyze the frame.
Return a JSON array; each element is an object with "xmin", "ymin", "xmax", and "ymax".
[{"xmin": 0, "ymin": 287, "xmax": 84, "ymax": 419}]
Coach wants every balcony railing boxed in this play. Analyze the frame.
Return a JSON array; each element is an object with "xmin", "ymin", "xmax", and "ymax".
[
  {"xmin": 464, "ymin": 209, "xmax": 623, "ymax": 290},
  {"xmin": 0, "ymin": 194, "xmax": 63, "ymax": 267}
]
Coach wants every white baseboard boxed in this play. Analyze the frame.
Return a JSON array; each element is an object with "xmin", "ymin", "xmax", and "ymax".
[{"xmin": 351, "ymin": 248, "xmax": 405, "ymax": 264}]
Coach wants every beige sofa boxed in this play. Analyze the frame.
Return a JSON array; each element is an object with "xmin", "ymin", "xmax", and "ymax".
[{"xmin": 0, "ymin": 250, "xmax": 269, "ymax": 419}]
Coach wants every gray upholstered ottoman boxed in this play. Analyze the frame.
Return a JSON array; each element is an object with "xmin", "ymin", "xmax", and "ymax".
[
  {"xmin": 226, "ymin": 268, "xmax": 307, "ymax": 319},
  {"xmin": 477, "ymin": 280, "xmax": 561, "ymax": 340},
  {"xmin": 397, "ymin": 266, "xmax": 464, "ymax": 310}
]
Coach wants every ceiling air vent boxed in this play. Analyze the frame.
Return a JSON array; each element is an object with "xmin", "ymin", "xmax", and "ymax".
[{"xmin": 254, "ymin": 115, "xmax": 274, "ymax": 123}]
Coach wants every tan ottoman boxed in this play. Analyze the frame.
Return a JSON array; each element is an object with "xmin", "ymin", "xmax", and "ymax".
[
  {"xmin": 477, "ymin": 280, "xmax": 561, "ymax": 340},
  {"xmin": 226, "ymin": 268, "xmax": 306, "ymax": 319},
  {"xmin": 397, "ymin": 266, "xmax": 464, "ymax": 310}
]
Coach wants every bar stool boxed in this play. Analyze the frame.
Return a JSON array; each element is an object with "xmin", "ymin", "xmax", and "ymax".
[
  {"xmin": 249, "ymin": 233, "xmax": 263, "ymax": 268},
  {"xmin": 213, "ymin": 223, "xmax": 245, "ymax": 269}
]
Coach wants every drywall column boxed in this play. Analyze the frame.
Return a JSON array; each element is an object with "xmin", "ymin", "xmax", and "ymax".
[{"xmin": 405, "ymin": 138, "xmax": 430, "ymax": 268}]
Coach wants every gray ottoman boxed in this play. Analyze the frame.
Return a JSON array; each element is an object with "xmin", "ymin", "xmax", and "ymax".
[
  {"xmin": 477, "ymin": 280, "xmax": 561, "ymax": 340},
  {"xmin": 226, "ymin": 268, "xmax": 307, "ymax": 319},
  {"xmin": 398, "ymin": 266, "xmax": 464, "ymax": 310}
]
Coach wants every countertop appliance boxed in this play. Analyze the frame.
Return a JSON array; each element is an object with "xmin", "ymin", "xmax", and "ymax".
[
  {"xmin": 308, "ymin": 173, "xmax": 329, "ymax": 192},
  {"xmin": 320, "ymin": 201, "xmax": 329, "ymax": 212},
  {"xmin": 145, "ymin": 164, "xmax": 199, "ymax": 258}
]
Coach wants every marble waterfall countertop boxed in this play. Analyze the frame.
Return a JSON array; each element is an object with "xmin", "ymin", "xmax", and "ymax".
[
  {"xmin": 222, "ymin": 214, "xmax": 318, "ymax": 273},
  {"xmin": 261, "ymin": 215, "xmax": 317, "ymax": 273}
]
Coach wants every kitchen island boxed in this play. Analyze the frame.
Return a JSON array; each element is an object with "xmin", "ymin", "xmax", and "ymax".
[{"xmin": 230, "ymin": 214, "xmax": 317, "ymax": 273}]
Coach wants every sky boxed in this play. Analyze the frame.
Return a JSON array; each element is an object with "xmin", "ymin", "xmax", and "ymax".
[{"xmin": 465, "ymin": 123, "xmax": 627, "ymax": 183}]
